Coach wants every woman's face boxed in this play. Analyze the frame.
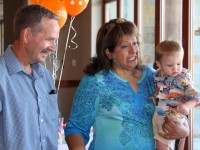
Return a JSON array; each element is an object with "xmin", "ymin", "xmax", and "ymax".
[{"xmin": 107, "ymin": 35, "xmax": 139, "ymax": 71}]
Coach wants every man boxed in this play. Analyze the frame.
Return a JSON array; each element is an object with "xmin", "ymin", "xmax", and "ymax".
[{"xmin": 0, "ymin": 5, "xmax": 60, "ymax": 150}]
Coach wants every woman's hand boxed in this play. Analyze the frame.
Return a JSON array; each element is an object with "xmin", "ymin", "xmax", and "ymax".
[{"xmin": 159, "ymin": 116, "xmax": 189, "ymax": 139}]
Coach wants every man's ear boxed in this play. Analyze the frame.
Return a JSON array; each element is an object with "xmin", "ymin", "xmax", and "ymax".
[
  {"xmin": 105, "ymin": 48, "xmax": 112, "ymax": 60},
  {"xmin": 23, "ymin": 28, "xmax": 32, "ymax": 43},
  {"xmin": 155, "ymin": 60, "xmax": 161, "ymax": 68}
]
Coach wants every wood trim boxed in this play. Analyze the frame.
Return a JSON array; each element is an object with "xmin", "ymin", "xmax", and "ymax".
[
  {"xmin": 102, "ymin": 0, "xmax": 106, "ymax": 24},
  {"xmin": 102, "ymin": 0, "xmax": 117, "ymax": 24},
  {"xmin": 182, "ymin": 0, "xmax": 190, "ymax": 69},
  {"xmin": 22, "ymin": 0, "xmax": 28, "ymax": 5},
  {"xmin": 104, "ymin": 0, "xmax": 115, "ymax": 2},
  {"xmin": 134, "ymin": 0, "xmax": 138, "ymax": 26},
  {"xmin": 182, "ymin": 1, "xmax": 191, "ymax": 150},
  {"xmin": 55, "ymin": 80, "xmax": 80, "ymax": 88},
  {"xmin": 4, "ymin": 0, "xmax": 27, "ymax": 49},
  {"xmin": 155, "ymin": 0, "xmax": 161, "ymax": 47},
  {"xmin": 117, "ymin": 0, "xmax": 120, "ymax": 18}
]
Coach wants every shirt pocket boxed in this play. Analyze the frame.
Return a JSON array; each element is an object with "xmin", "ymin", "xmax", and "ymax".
[{"xmin": 47, "ymin": 94, "xmax": 59, "ymax": 120}]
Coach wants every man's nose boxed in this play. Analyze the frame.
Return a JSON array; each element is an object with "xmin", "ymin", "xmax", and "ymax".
[{"xmin": 49, "ymin": 41, "xmax": 57, "ymax": 52}]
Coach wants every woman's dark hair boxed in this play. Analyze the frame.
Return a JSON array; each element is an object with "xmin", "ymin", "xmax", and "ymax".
[{"xmin": 84, "ymin": 18, "xmax": 142, "ymax": 75}]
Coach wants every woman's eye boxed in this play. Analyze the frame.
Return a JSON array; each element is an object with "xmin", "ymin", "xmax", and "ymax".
[{"xmin": 122, "ymin": 45, "xmax": 129, "ymax": 48}]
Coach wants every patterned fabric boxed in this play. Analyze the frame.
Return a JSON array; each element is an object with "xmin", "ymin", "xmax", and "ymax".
[
  {"xmin": 152, "ymin": 68, "xmax": 200, "ymax": 149},
  {"xmin": 0, "ymin": 45, "xmax": 59, "ymax": 150},
  {"xmin": 153, "ymin": 68, "xmax": 200, "ymax": 117},
  {"xmin": 65, "ymin": 66, "xmax": 156, "ymax": 150}
]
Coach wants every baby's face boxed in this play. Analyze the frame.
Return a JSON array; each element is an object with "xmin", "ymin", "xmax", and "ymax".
[{"xmin": 158, "ymin": 52, "xmax": 183, "ymax": 76}]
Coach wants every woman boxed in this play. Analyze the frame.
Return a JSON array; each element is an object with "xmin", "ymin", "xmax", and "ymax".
[{"xmin": 65, "ymin": 18, "xmax": 189, "ymax": 150}]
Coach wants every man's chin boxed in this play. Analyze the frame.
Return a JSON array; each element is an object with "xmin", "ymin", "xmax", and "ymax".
[{"xmin": 38, "ymin": 57, "xmax": 46, "ymax": 64}]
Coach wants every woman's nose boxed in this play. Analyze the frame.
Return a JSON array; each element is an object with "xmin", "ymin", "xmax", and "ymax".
[{"xmin": 130, "ymin": 44, "xmax": 138, "ymax": 53}]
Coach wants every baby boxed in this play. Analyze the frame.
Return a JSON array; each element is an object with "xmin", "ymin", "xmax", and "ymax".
[{"xmin": 152, "ymin": 40, "xmax": 200, "ymax": 150}]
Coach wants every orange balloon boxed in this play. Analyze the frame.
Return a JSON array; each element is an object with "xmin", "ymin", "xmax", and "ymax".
[
  {"xmin": 64, "ymin": 0, "xmax": 89, "ymax": 17},
  {"xmin": 40, "ymin": 0, "xmax": 68, "ymax": 29},
  {"xmin": 30, "ymin": 0, "xmax": 43, "ymax": 5}
]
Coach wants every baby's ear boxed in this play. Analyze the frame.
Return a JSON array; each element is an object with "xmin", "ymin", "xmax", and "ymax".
[{"xmin": 155, "ymin": 61, "xmax": 161, "ymax": 68}]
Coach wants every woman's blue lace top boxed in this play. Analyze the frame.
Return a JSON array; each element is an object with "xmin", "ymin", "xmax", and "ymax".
[{"xmin": 65, "ymin": 65, "xmax": 156, "ymax": 150}]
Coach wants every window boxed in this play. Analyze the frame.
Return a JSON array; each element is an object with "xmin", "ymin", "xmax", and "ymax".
[
  {"xmin": 121, "ymin": 0, "xmax": 134, "ymax": 22},
  {"xmin": 191, "ymin": 0, "xmax": 200, "ymax": 149},
  {"xmin": 103, "ymin": 0, "xmax": 118, "ymax": 23},
  {"xmin": 91, "ymin": 0, "xmax": 102, "ymax": 57},
  {"xmin": 139, "ymin": 0, "xmax": 155, "ymax": 67},
  {"xmin": 162, "ymin": 0, "xmax": 182, "ymax": 42}
]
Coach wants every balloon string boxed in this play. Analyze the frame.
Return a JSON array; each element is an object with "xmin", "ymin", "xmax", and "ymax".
[
  {"xmin": 69, "ymin": 25, "xmax": 78, "ymax": 49},
  {"xmin": 44, "ymin": 58, "xmax": 47, "ymax": 68},
  {"xmin": 52, "ymin": 54, "xmax": 58, "ymax": 82},
  {"xmin": 49, "ymin": 53, "xmax": 53, "ymax": 72},
  {"xmin": 57, "ymin": 16, "xmax": 76, "ymax": 92},
  {"xmin": 53, "ymin": 41, "xmax": 57, "ymax": 81}
]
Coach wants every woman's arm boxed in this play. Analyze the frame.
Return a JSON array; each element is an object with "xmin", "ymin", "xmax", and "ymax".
[
  {"xmin": 66, "ymin": 134, "xmax": 85, "ymax": 150},
  {"xmin": 159, "ymin": 116, "xmax": 189, "ymax": 139},
  {"xmin": 65, "ymin": 75, "xmax": 100, "ymax": 149}
]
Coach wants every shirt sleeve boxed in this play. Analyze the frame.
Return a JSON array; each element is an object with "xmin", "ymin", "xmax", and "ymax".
[
  {"xmin": 182, "ymin": 69, "xmax": 200, "ymax": 104},
  {"xmin": 65, "ymin": 75, "xmax": 100, "ymax": 145}
]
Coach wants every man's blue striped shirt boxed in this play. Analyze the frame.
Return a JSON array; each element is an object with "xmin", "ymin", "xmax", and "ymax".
[{"xmin": 0, "ymin": 45, "xmax": 59, "ymax": 150}]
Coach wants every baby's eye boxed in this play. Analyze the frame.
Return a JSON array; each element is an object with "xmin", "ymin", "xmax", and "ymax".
[
  {"xmin": 167, "ymin": 65, "xmax": 173, "ymax": 67},
  {"xmin": 132, "ymin": 41, "xmax": 139, "ymax": 47}
]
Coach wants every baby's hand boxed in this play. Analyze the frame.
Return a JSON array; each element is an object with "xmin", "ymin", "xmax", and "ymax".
[
  {"xmin": 176, "ymin": 104, "xmax": 190, "ymax": 115},
  {"xmin": 188, "ymin": 89, "xmax": 197, "ymax": 97}
]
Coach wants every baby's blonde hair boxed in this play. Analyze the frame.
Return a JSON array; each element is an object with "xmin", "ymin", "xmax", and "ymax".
[{"xmin": 155, "ymin": 40, "xmax": 184, "ymax": 61}]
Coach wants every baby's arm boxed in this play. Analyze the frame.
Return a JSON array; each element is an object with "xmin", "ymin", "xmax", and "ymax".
[
  {"xmin": 176, "ymin": 98, "xmax": 198, "ymax": 115},
  {"xmin": 178, "ymin": 69, "xmax": 200, "ymax": 114}
]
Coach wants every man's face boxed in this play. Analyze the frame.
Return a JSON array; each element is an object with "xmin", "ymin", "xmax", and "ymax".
[{"xmin": 26, "ymin": 17, "xmax": 60, "ymax": 64}]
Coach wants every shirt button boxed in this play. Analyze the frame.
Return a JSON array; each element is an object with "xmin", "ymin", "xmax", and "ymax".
[
  {"xmin": 42, "ymin": 139, "xmax": 45, "ymax": 142},
  {"xmin": 38, "ymin": 99, "xmax": 41, "ymax": 102},
  {"xmin": 41, "ymin": 119, "xmax": 44, "ymax": 122}
]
